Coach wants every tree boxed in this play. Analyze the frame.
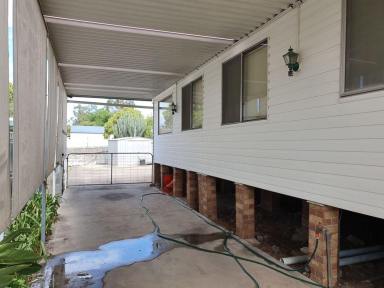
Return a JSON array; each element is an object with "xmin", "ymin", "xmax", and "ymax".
[
  {"xmin": 144, "ymin": 117, "xmax": 153, "ymax": 138},
  {"xmin": 8, "ymin": 82, "xmax": 14, "ymax": 116},
  {"xmin": 71, "ymin": 104, "xmax": 112, "ymax": 126},
  {"xmin": 106, "ymin": 99, "xmax": 135, "ymax": 110}
]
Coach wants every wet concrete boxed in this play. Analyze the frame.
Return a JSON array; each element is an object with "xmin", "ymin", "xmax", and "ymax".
[
  {"xmin": 45, "ymin": 233, "xmax": 173, "ymax": 287},
  {"xmin": 48, "ymin": 184, "xmax": 312, "ymax": 288},
  {"xmin": 99, "ymin": 193, "xmax": 133, "ymax": 201}
]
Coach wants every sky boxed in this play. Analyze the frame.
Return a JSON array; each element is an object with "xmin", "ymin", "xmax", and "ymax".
[{"xmin": 7, "ymin": 0, "xmax": 153, "ymax": 124}]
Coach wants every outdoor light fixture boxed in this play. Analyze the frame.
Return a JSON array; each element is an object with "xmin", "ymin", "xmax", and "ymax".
[
  {"xmin": 283, "ymin": 46, "xmax": 299, "ymax": 76},
  {"xmin": 171, "ymin": 102, "xmax": 177, "ymax": 114}
]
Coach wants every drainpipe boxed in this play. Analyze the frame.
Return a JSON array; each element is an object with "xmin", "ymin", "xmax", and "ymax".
[
  {"xmin": 324, "ymin": 229, "xmax": 332, "ymax": 288},
  {"xmin": 282, "ymin": 246, "xmax": 384, "ymax": 270},
  {"xmin": 340, "ymin": 251, "xmax": 384, "ymax": 267}
]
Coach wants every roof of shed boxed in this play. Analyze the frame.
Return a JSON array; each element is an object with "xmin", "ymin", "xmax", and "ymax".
[
  {"xmin": 71, "ymin": 125, "xmax": 105, "ymax": 134},
  {"xmin": 40, "ymin": 0, "xmax": 297, "ymax": 100}
]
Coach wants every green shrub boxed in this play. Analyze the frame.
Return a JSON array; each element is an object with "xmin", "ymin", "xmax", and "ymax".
[
  {"xmin": 0, "ymin": 192, "xmax": 60, "ymax": 288},
  {"xmin": 0, "ymin": 229, "xmax": 41, "ymax": 288}
]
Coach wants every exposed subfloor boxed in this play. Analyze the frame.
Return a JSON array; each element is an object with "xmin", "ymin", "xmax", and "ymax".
[{"xmin": 47, "ymin": 184, "xmax": 315, "ymax": 288}]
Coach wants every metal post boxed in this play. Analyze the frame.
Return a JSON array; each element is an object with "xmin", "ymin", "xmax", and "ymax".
[
  {"xmin": 66, "ymin": 155, "xmax": 69, "ymax": 187},
  {"xmin": 41, "ymin": 38, "xmax": 49, "ymax": 248},
  {"xmin": 52, "ymin": 167, "xmax": 56, "ymax": 195},
  {"xmin": 110, "ymin": 153, "xmax": 113, "ymax": 184},
  {"xmin": 40, "ymin": 182, "xmax": 47, "ymax": 244},
  {"xmin": 151, "ymin": 154, "xmax": 154, "ymax": 185}
]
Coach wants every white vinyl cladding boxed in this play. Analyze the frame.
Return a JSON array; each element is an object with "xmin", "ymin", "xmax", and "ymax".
[
  {"xmin": 154, "ymin": 0, "xmax": 384, "ymax": 219},
  {"xmin": 0, "ymin": 0, "xmax": 11, "ymax": 231}
]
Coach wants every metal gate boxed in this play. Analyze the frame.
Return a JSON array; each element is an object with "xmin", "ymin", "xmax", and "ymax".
[{"xmin": 66, "ymin": 153, "xmax": 153, "ymax": 186}]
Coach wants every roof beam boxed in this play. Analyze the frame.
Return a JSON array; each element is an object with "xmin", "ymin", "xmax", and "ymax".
[
  {"xmin": 67, "ymin": 100, "xmax": 153, "ymax": 109},
  {"xmin": 58, "ymin": 63, "xmax": 182, "ymax": 76},
  {"xmin": 65, "ymin": 87, "xmax": 153, "ymax": 95},
  {"xmin": 64, "ymin": 83, "xmax": 158, "ymax": 92},
  {"xmin": 67, "ymin": 95, "xmax": 153, "ymax": 102},
  {"xmin": 44, "ymin": 15, "xmax": 235, "ymax": 45}
]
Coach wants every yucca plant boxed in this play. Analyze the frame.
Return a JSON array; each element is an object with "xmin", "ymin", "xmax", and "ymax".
[{"xmin": 112, "ymin": 113, "xmax": 146, "ymax": 138}]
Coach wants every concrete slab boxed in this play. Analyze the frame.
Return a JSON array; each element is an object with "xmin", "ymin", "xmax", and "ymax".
[{"xmin": 48, "ymin": 184, "xmax": 314, "ymax": 288}]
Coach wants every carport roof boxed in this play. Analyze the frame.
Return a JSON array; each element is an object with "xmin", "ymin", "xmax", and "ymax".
[{"xmin": 40, "ymin": 0, "xmax": 297, "ymax": 100}]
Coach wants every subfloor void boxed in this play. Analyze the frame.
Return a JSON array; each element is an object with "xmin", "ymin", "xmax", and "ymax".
[
  {"xmin": 339, "ymin": 210, "xmax": 384, "ymax": 287},
  {"xmin": 213, "ymin": 180, "xmax": 384, "ymax": 288},
  {"xmin": 214, "ymin": 180, "xmax": 307, "ymax": 260},
  {"xmin": 47, "ymin": 184, "xmax": 313, "ymax": 288}
]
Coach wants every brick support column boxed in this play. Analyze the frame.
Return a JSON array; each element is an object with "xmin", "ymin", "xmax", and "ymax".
[
  {"xmin": 308, "ymin": 203, "xmax": 340, "ymax": 287},
  {"xmin": 173, "ymin": 168, "xmax": 184, "ymax": 197},
  {"xmin": 235, "ymin": 184, "xmax": 255, "ymax": 239},
  {"xmin": 260, "ymin": 190, "xmax": 280, "ymax": 212},
  {"xmin": 160, "ymin": 165, "xmax": 171, "ymax": 190},
  {"xmin": 198, "ymin": 174, "xmax": 217, "ymax": 221},
  {"xmin": 186, "ymin": 171, "xmax": 198, "ymax": 210},
  {"xmin": 154, "ymin": 163, "xmax": 161, "ymax": 188}
]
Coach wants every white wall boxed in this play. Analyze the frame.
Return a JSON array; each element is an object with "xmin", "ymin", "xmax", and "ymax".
[
  {"xmin": 153, "ymin": 0, "xmax": 384, "ymax": 219},
  {"xmin": 108, "ymin": 137, "xmax": 153, "ymax": 165},
  {"xmin": 67, "ymin": 133, "xmax": 108, "ymax": 148}
]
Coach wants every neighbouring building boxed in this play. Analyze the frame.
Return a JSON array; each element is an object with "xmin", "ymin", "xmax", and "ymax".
[
  {"xmin": 108, "ymin": 137, "xmax": 153, "ymax": 165},
  {"xmin": 67, "ymin": 125, "xmax": 108, "ymax": 149}
]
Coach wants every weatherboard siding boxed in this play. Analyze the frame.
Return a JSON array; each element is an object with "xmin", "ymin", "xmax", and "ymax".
[{"xmin": 153, "ymin": 0, "xmax": 384, "ymax": 219}]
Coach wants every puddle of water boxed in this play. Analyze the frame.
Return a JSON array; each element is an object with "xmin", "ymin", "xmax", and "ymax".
[
  {"xmin": 43, "ymin": 233, "xmax": 172, "ymax": 288},
  {"xmin": 175, "ymin": 232, "xmax": 225, "ymax": 246},
  {"xmin": 43, "ymin": 231, "xmax": 228, "ymax": 287}
]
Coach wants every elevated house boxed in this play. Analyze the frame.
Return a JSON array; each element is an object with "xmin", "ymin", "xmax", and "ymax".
[{"xmin": 1, "ymin": 0, "xmax": 383, "ymax": 286}]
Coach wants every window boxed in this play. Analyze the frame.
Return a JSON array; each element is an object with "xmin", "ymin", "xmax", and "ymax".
[
  {"xmin": 182, "ymin": 77, "xmax": 203, "ymax": 130},
  {"xmin": 158, "ymin": 96, "xmax": 173, "ymax": 134},
  {"xmin": 222, "ymin": 40, "xmax": 268, "ymax": 124},
  {"xmin": 222, "ymin": 56, "xmax": 241, "ymax": 124},
  {"xmin": 344, "ymin": 0, "xmax": 384, "ymax": 94}
]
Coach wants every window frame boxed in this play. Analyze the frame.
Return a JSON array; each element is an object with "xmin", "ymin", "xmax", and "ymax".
[
  {"xmin": 181, "ymin": 76, "xmax": 203, "ymax": 131},
  {"xmin": 221, "ymin": 39, "xmax": 268, "ymax": 125},
  {"xmin": 340, "ymin": 0, "xmax": 384, "ymax": 97},
  {"xmin": 158, "ymin": 95, "xmax": 173, "ymax": 135}
]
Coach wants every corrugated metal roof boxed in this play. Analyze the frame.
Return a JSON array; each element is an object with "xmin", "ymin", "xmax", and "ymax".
[
  {"xmin": 71, "ymin": 125, "xmax": 105, "ymax": 134},
  {"xmin": 40, "ymin": 0, "xmax": 296, "ymax": 100}
]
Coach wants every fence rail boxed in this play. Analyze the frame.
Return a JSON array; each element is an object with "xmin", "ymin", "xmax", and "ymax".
[{"xmin": 66, "ymin": 152, "xmax": 153, "ymax": 186}]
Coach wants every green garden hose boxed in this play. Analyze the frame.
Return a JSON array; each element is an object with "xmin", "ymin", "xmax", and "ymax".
[{"xmin": 140, "ymin": 192, "xmax": 325, "ymax": 288}]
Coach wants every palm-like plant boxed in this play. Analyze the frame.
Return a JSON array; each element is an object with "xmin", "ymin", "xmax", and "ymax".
[
  {"xmin": 0, "ymin": 192, "xmax": 60, "ymax": 287},
  {"xmin": 0, "ymin": 230, "xmax": 41, "ymax": 288}
]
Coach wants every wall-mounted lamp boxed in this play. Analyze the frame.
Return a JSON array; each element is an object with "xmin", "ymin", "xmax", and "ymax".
[
  {"xmin": 283, "ymin": 47, "xmax": 299, "ymax": 76},
  {"xmin": 171, "ymin": 102, "xmax": 177, "ymax": 114}
]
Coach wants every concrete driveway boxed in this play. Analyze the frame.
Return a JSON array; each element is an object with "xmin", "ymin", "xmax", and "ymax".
[{"xmin": 47, "ymin": 184, "xmax": 314, "ymax": 288}]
